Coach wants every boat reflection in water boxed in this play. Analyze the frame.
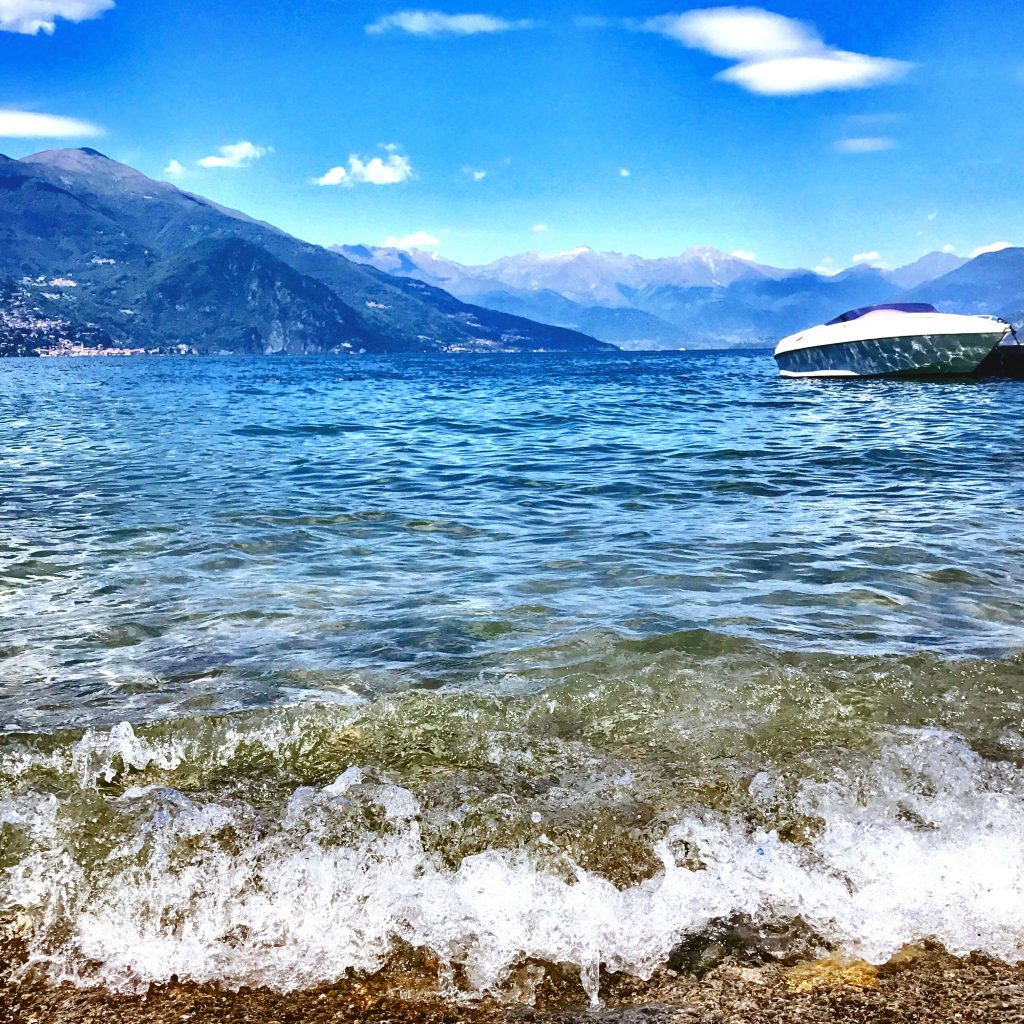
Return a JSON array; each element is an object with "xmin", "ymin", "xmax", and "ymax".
[{"xmin": 774, "ymin": 303, "xmax": 1012, "ymax": 378}]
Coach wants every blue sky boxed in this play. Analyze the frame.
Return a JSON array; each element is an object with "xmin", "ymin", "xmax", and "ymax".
[{"xmin": 1, "ymin": 1, "xmax": 1023, "ymax": 269}]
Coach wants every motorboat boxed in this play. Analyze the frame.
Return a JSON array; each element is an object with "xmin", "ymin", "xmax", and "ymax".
[{"xmin": 774, "ymin": 303, "xmax": 1012, "ymax": 378}]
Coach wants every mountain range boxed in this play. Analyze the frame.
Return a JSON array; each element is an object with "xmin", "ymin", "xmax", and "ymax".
[
  {"xmin": 2, "ymin": 147, "xmax": 1022, "ymax": 358},
  {"xmin": 0, "ymin": 148, "xmax": 613, "ymax": 356},
  {"xmin": 331, "ymin": 243, "xmax": 1010, "ymax": 350}
]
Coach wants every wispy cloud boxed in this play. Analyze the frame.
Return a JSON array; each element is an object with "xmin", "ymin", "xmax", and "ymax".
[
  {"xmin": 531, "ymin": 223, "xmax": 548, "ymax": 233},
  {"xmin": 970, "ymin": 241, "xmax": 1014, "ymax": 258},
  {"xmin": 852, "ymin": 250, "xmax": 883, "ymax": 264},
  {"xmin": 197, "ymin": 141, "xmax": 270, "ymax": 169},
  {"xmin": 462, "ymin": 166, "xmax": 487, "ymax": 181},
  {"xmin": 0, "ymin": 0, "xmax": 113, "ymax": 35},
  {"xmin": 315, "ymin": 149, "xmax": 413, "ymax": 187},
  {"xmin": 383, "ymin": 230, "xmax": 440, "ymax": 249},
  {"xmin": 619, "ymin": 167, "xmax": 631, "ymax": 177},
  {"xmin": 0, "ymin": 107, "xmax": 103, "ymax": 137},
  {"xmin": 814, "ymin": 257, "xmax": 840, "ymax": 276},
  {"xmin": 730, "ymin": 249, "xmax": 756, "ymax": 261},
  {"xmin": 164, "ymin": 158, "xmax": 184, "ymax": 178},
  {"xmin": 643, "ymin": 8, "xmax": 912, "ymax": 96},
  {"xmin": 834, "ymin": 136, "xmax": 897, "ymax": 153},
  {"xmin": 942, "ymin": 243, "xmax": 956, "ymax": 253},
  {"xmin": 367, "ymin": 10, "xmax": 532, "ymax": 36},
  {"xmin": 844, "ymin": 112, "xmax": 901, "ymax": 128}
]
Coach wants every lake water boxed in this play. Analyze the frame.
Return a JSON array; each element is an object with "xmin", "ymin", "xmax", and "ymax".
[{"xmin": 2, "ymin": 351, "xmax": 1024, "ymax": 1000}]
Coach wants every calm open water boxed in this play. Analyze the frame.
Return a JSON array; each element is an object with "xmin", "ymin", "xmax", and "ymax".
[{"xmin": 2, "ymin": 351, "xmax": 1024, "ymax": 1000}]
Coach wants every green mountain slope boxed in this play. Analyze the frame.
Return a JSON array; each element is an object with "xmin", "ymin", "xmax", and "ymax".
[{"xmin": 0, "ymin": 149, "xmax": 615, "ymax": 355}]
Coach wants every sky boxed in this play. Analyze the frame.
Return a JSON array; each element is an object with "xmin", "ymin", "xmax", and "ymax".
[{"xmin": 1, "ymin": 0, "xmax": 1023, "ymax": 269}]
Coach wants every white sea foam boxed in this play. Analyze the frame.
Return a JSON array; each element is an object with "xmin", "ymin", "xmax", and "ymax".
[
  {"xmin": 2, "ymin": 727, "xmax": 1023, "ymax": 1003},
  {"xmin": 71, "ymin": 720, "xmax": 187, "ymax": 784}
]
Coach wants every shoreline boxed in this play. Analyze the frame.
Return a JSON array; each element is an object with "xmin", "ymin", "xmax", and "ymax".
[{"xmin": 4, "ymin": 943, "xmax": 1023, "ymax": 1024}]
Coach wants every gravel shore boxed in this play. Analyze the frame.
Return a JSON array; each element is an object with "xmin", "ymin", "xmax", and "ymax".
[{"xmin": 4, "ymin": 942, "xmax": 1023, "ymax": 1024}]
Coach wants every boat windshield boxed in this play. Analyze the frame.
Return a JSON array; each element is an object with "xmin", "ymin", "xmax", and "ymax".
[{"xmin": 826, "ymin": 303, "xmax": 938, "ymax": 325}]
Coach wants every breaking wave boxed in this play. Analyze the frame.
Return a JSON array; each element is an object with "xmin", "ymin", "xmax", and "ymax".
[{"xmin": 2, "ymin": 709, "xmax": 1023, "ymax": 1003}]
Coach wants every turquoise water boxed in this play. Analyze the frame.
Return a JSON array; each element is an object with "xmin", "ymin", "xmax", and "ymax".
[{"xmin": 2, "ymin": 352, "xmax": 1024, "ymax": 999}]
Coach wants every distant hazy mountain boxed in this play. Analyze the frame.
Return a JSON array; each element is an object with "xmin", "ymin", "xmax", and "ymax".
[
  {"xmin": 0, "ymin": 149, "xmax": 613, "ymax": 356},
  {"xmin": 886, "ymin": 250, "xmax": 968, "ymax": 290},
  {"xmin": 906, "ymin": 247, "xmax": 1024, "ymax": 319},
  {"xmin": 334, "ymin": 243, "xmax": 974, "ymax": 349},
  {"xmin": 334, "ymin": 243, "xmax": 796, "ymax": 302}
]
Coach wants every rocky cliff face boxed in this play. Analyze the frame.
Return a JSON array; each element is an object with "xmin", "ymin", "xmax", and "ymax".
[{"xmin": 126, "ymin": 238, "xmax": 370, "ymax": 355}]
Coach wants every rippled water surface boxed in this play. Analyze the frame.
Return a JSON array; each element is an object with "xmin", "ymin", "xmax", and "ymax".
[{"xmin": 2, "ymin": 352, "xmax": 1024, "ymax": 1000}]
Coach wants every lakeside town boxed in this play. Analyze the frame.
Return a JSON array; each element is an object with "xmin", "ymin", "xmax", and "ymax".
[{"xmin": 0, "ymin": 274, "xmax": 195, "ymax": 356}]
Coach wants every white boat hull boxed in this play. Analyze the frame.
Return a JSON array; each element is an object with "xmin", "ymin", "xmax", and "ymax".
[{"xmin": 775, "ymin": 330, "xmax": 1008, "ymax": 378}]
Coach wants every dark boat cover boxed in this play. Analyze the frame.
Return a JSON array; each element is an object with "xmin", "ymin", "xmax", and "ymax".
[{"xmin": 827, "ymin": 302, "xmax": 938, "ymax": 325}]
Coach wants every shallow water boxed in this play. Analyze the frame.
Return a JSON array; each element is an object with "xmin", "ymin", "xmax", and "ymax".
[{"xmin": 2, "ymin": 351, "xmax": 1024, "ymax": 1000}]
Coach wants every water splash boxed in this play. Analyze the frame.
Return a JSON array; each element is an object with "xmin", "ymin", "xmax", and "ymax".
[{"xmin": 3, "ymin": 723, "xmax": 1022, "ymax": 1003}]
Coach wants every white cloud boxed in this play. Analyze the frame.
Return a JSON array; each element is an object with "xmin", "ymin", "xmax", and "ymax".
[
  {"xmin": 644, "ymin": 7, "xmax": 912, "ymax": 96},
  {"xmin": 619, "ymin": 167, "xmax": 631, "ymax": 177},
  {"xmin": 315, "ymin": 165, "xmax": 349, "ymax": 186},
  {"xmin": 164, "ymin": 159, "xmax": 184, "ymax": 177},
  {"xmin": 0, "ymin": 107, "xmax": 103, "ymax": 137},
  {"xmin": 646, "ymin": 7, "xmax": 815, "ymax": 60},
  {"xmin": 352, "ymin": 154, "xmax": 412, "ymax": 184},
  {"xmin": 0, "ymin": 0, "xmax": 113, "ymax": 35},
  {"xmin": 970, "ymin": 241, "xmax": 1014, "ymax": 258},
  {"xmin": 834, "ymin": 135, "xmax": 897, "ymax": 153},
  {"xmin": 197, "ymin": 141, "xmax": 270, "ymax": 169},
  {"xmin": 721, "ymin": 52, "xmax": 909, "ymax": 96},
  {"xmin": 367, "ymin": 10, "xmax": 532, "ymax": 36},
  {"xmin": 730, "ymin": 249, "xmax": 756, "ymax": 261},
  {"xmin": 383, "ymin": 230, "xmax": 440, "ymax": 249},
  {"xmin": 942, "ymin": 243, "xmax": 956, "ymax": 254},
  {"xmin": 852, "ymin": 250, "xmax": 882, "ymax": 264},
  {"xmin": 815, "ymin": 257, "xmax": 840, "ymax": 276},
  {"xmin": 927, "ymin": 211, "xmax": 938, "ymax": 221},
  {"xmin": 462, "ymin": 166, "xmax": 487, "ymax": 181},
  {"xmin": 531, "ymin": 223, "xmax": 548, "ymax": 233},
  {"xmin": 315, "ymin": 150, "xmax": 413, "ymax": 187}
]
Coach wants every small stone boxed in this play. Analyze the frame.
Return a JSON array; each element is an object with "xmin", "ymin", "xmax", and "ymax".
[
  {"xmin": 785, "ymin": 957, "xmax": 880, "ymax": 993},
  {"xmin": 732, "ymin": 967, "xmax": 766, "ymax": 986}
]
